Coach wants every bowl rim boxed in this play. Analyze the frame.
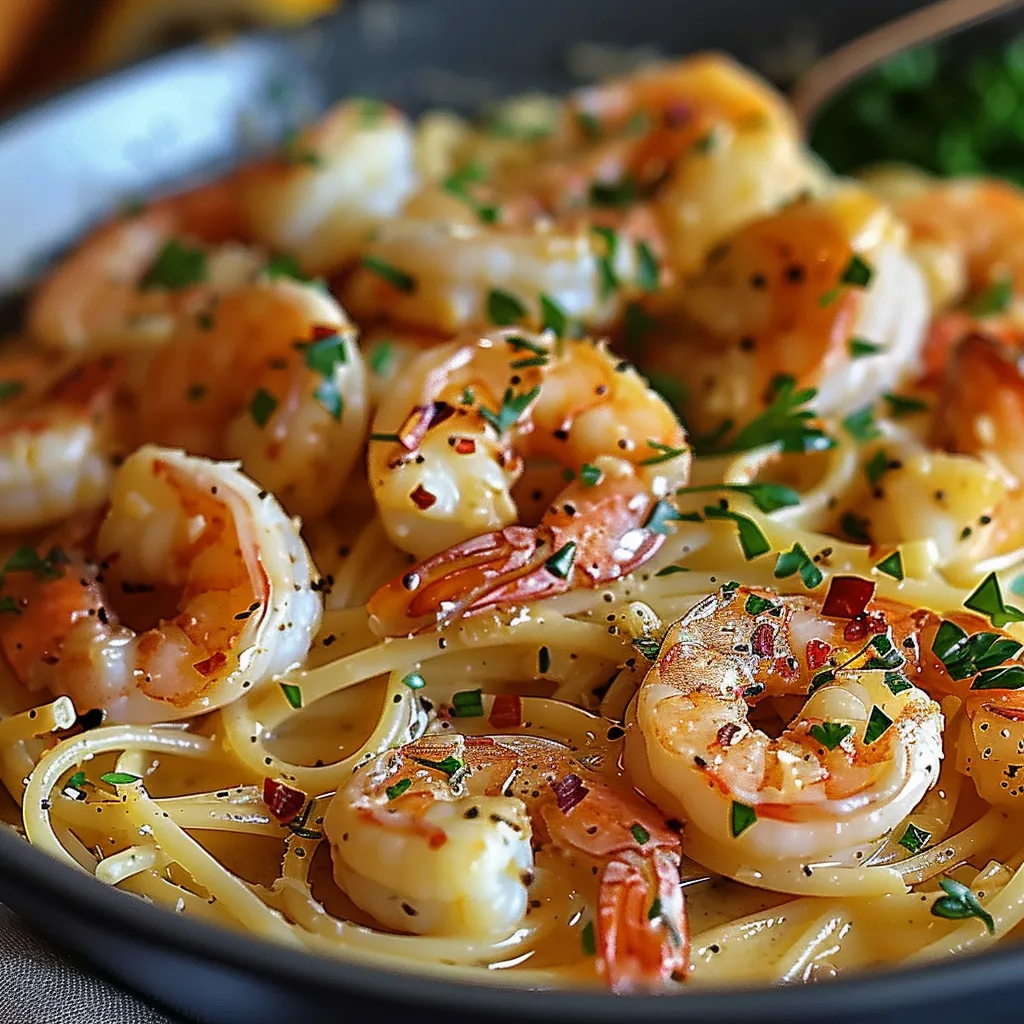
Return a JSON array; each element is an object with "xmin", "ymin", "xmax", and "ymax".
[{"xmin": 3, "ymin": 18, "xmax": 1024, "ymax": 1019}]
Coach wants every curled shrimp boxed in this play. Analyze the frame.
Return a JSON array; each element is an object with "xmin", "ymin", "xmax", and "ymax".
[
  {"xmin": 0, "ymin": 445, "xmax": 322, "ymax": 724},
  {"xmin": 27, "ymin": 183, "xmax": 260, "ymax": 354},
  {"xmin": 324, "ymin": 732, "xmax": 688, "ymax": 993},
  {"xmin": 365, "ymin": 328, "xmax": 689, "ymax": 634},
  {"xmin": 639, "ymin": 186, "xmax": 929, "ymax": 439},
  {"xmin": 628, "ymin": 584, "xmax": 944, "ymax": 865},
  {"xmin": 239, "ymin": 99, "xmax": 419, "ymax": 275},
  {"xmin": 0, "ymin": 353, "xmax": 121, "ymax": 531},
  {"xmin": 134, "ymin": 276, "xmax": 368, "ymax": 522}
]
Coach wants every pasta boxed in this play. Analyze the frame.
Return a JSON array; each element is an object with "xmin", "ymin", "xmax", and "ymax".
[{"xmin": 4, "ymin": 49, "xmax": 1024, "ymax": 995}]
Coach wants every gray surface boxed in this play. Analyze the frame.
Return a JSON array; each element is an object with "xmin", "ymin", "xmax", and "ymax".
[{"xmin": 0, "ymin": 905, "xmax": 178, "ymax": 1023}]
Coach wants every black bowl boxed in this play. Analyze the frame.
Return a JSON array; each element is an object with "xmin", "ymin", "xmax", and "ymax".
[{"xmin": 0, "ymin": 1, "xmax": 1019, "ymax": 1020}]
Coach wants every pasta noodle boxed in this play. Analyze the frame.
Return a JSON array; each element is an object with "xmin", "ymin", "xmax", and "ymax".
[{"xmin": 5, "ymin": 48, "xmax": 1024, "ymax": 997}]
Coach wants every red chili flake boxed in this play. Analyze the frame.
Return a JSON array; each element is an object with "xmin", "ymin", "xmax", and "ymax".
[
  {"xmin": 398, "ymin": 401, "xmax": 456, "ymax": 451},
  {"xmin": 311, "ymin": 324, "xmax": 338, "ymax": 340},
  {"xmin": 551, "ymin": 773, "xmax": 589, "ymax": 814},
  {"xmin": 193, "ymin": 650, "xmax": 227, "ymax": 677},
  {"xmin": 751, "ymin": 622, "xmax": 774, "ymax": 657},
  {"xmin": 821, "ymin": 576, "xmax": 875, "ymax": 620},
  {"xmin": 490, "ymin": 693, "xmax": 523, "ymax": 729},
  {"xmin": 262, "ymin": 778, "xmax": 306, "ymax": 824},
  {"xmin": 454, "ymin": 437, "xmax": 476, "ymax": 455},
  {"xmin": 773, "ymin": 657, "xmax": 799, "ymax": 681},
  {"xmin": 410, "ymin": 484, "xmax": 437, "ymax": 510},
  {"xmin": 716, "ymin": 723, "xmax": 740, "ymax": 747},
  {"xmin": 806, "ymin": 639, "xmax": 832, "ymax": 671}
]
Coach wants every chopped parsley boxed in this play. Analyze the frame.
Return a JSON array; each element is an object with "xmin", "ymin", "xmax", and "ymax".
[
  {"xmin": 863, "ymin": 705, "xmax": 893, "ymax": 745},
  {"xmin": 898, "ymin": 822, "xmax": 931, "ymax": 854},
  {"xmin": 386, "ymin": 778, "xmax": 412, "ymax": 801},
  {"xmin": 745, "ymin": 593, "xmax": 781, "ymax": 616},
  {"xmin": 368, "ymin": 341, "xmax": 394, "ymax": 376},
  {"xmin": 969, "ymin": 276, "xmax": 1013, "ymax": 317},
  {"xmin": 480, "ymin": 386, "xmax": 540, "ymax": 435},
  {"xmin": 875, "ymin": 550, "xmax": 904, "ymax": 582},
  {"xmin": 640, "ymin": 440, "xmax": 689, "ymax": 466},
  {"xmin": 655, "ymin": 565, "xmax": 691, "ymax": 577},
  {"xmin": 865, "ymin": 449, "xmax": 890, "ymax": 486},
  {"xmin": 591, "ymin": 225, "xmax": 620, "ymax": 297},
  {"xmin": 704, "ymin": 507, "xmax": 771, "ymax": 560},
  {"xmin": 413, "ymin": 756, "xmax": 465, "ymax": 778},
  {"xmin": 577, "ymin": 110, "xmax": 604, "ymax": 141},
  {"xmin": 279, "ymin": 683, "xmax": 302, "ymax": 709},
  {"xmin": 842, "ymin": 405, "xmax": 880, "ymax": 441},
  {"xmin": 249, "ymin": 388, "xmax": 278, "ymax": 428},
  {"xmin": 2, "ymin": 546, "xmax": 67, "ymax": 580},
  {"xmin": 451, "ymin": 689, "xmax": 484, "ymax": 717},
  {"xmin": 66, "ymin": 771, "xmax": 87, "ymax": 792},
  {"xmin": 579, "ymin": 463, "xmax": 601, "ymax": 487},
  {"xmin": 842, "ymin": 254, "xmax": 874, "ymax": 287},
  {"xmin": 963, "ymin": 572, "xmax": 1024, "ymax": 628},
  {"xmin": 848, "ymin": 337, "xmax": 883, "ymax": 358},
  {"xmin": 644, "ymin": 499, "xmax": 683, "ymax": 536},
  {"xmin": 539, "ymin": 293, "xmax": 572, "ymax": 339},
  {"xmin": 544, "ymin": 542, "xmax": 577, "ymax": 580},
  {"xmin": 633, "ymin": 636, "xmax": 661, "ymax": 660},
  {"xmin": 304, "ymin": 331, "xmax": 348, "ymax": 420},
  {"xmin": 730, "ymin": 801, "xmax": 757, "ymax": 837},
  {"xmin": 971, "ymin": 665, "xmax": 1024, "ymax": 690},
  {"xmin": 635, "ymin": 241, "xmax": 660, "ymax": 292},
  {"xmin": 884, "ymin": 392, "xmax": 929, "ymax": 418},
  {"xmin": 675, "ymin": 482, "xmax": 800, "ymax": 515},
  {"xmin": 630, "ymin": 823, "xmax": 650, "ymax": 845},
  {"xmin": 931, "ymin": 878, "xmax": 995, "ymax": 934},
  {"xmin": 140, "ymin": 239, "xmax": 207, "ymax": 291},
  {"xmin": 809, "ymin": 721, "xmax": 853, "ymax": 749},
  {"xmin": 932, "ymin": 620, "xmax": 1022, "ymax": 681},
  {"xmin": 644, "ymin": 371, "xmax": 687, "ymax": 418},
  {"xmin": 362, "ymin": 256, "xmax": 416, "ymax": 294},
  {"xmin": 589, "ymin": 176, "xmax": 637, "ymax": 208},
  {"xmin": 487, "ymin": 289, "xmax": 527, "ymax": 326},
  {"xmin": 100, "ymin": 772, "xmax": 141, "ymax": 785},
  {"xmin": 442, "ymin": 161, "xmax": 498, "ymax": 223},
  {"xmin": 773, "ymin": 543, "xmax": 824, "ymax": 589}
]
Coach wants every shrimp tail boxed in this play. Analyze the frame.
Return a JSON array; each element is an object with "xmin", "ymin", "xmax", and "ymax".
[{"xmin": 597, "ymin": 847, "xmax": 689, "ymax": 993}]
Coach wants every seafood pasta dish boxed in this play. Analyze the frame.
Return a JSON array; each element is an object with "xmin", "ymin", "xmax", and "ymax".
[{"xmin": 5, "ymin": 51, "xmax": 1024, "ymax": 995}]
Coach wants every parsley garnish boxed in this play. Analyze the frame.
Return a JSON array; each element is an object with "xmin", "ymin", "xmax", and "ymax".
[
  {"xmin": 971, "ymin": 666, "xmax": 1024, "ymax": 690},
  {"xmin": 964, "ymin": 572, "xmax": 1024, "ymax": 628},
  {"xmin": 774, "ymin": 543, "xmax": 823, "ymax": 589},
  {"xmin": 249, "ymin": 388, "xmax": 278, "ymax": 428},
  {"xmin": 842, "ymin": 405, "xmax": 880, "ymax": 441},
  {"xmin": 640, "ymin": 440, "xmax": 688, "ymax": 466},
  {"xmin": 413, "ymin": 755, "xmax": 464, "ymax": 777},
  {"xmin": 362, "ymin": 256, "xmax": 416, "ymax": 294},
  {"xmin": 579, "ymin": 463, "xmax": 601, "ymax": 487},
  {"xmin": 875, "ymin": 550, "xmax": 904, "ymax": 581},
  {"xmin": 842, "ymin": 254, "xmax": 874, "ymax": 287},
  {"xmin": 451, "ymin": 689, "xmax": 484, "ymax": 717},
  {"xmin": 931, "ymin": 878, "xmax": 995, "ymax": 934},
  {"xmin": 633, "ymin": 636, "xmax": 661, "ymax": 660},
  {"xmin": 545, "ymin": 542, "xmax": 577, "ymax": 580},
  {"xmin": 635, "ymin": 242, "xmax": 659, "ymax": 292},
  {"xmin": 265, "ymin": 253, "xmax": 309, "ymax": 282},
  {"xmin": 704, "ymin": 507, "xmax": 771, "ymax": 560},
  {"xmin": 2, "ymin": 546, "xmax": 67, "ymax": 580},
  {"xmin": 368, "ymin": 341, "xmax": 394, "ymax": 376},
  {"xmin": 442, "ymin": 161, "xmax": 498, "ymax": 223},
  {"xmin": 100, "ymin": 772, "xmax": 141, "ymax": 785},
  {"xmin": 654, "ymin": 565, "xmax": 691, "ymax": 577},
  {"xmin": 280, "ymin": 683, "xmax": 302, "ymax": 709},
  {"xmin": 675, "ymin": 482, "xmax": 800, "ymax": 515},
  {"xmin": 898, "ymin": 822, "xmax": 931, "ymax": 854},
  {"xmin": 644, "ymin": 499, "xmax": 683, "ymax": 536},
  {"xmin": 539, "ymin": 293, "xmax": 572, "ymax": 339},
  {"xmin": 730, "ymin": 801, "xmax": 757, "ymax": 837},
  {"xmin": 884, "ymin": 392, "xmax": 929, "ymax": 418},
  {"xmin": 630, "ymin": 824, "xmax": 650, "ymax": 845},
  {"xmin": 932, "ymin": 621, "xmax": 1022, "ymax": 681},
  {"xmin": 480, "ymin": 386, "xmax": 540, "ymax": 435},
  {"xmin": 866, "ymin": 449, "xmax": 890, "ymax": 486},
  {"xmin": 66, "ymin": 771, "xmax": 87, "ymax": 792},
  {"xmin": 970, "ymin": 276, "xmax": 1012, "ymax": 317},
  {"xmin": 885, "ymin": 671, "xmax": 913, "ymax": 695},
  {"xmin": 745, "ymin": 594, "xmax": 781, "ymax": 616},
  {"xmin": 809, "ymin": 721, "xmax": 853, "ymax": 749},
  {"xmin": 304, "ymin": 331, "xmax": 348, "ymax": 420},
  {"xmin": 848, "ymin": 337, "xmax": 882, "ymax": 358},
  {"xmin": 590, "ymin": 176, "xmax": 637, "ymax": 208},
  {"xmin": 863, "ymin": 706, "xmax": 893, "ymax": 744},
  {"xmin": 140, "ymin": 240, "xmax": 207, "ymax": 291},
  {"xmin": 591, "ymin": 226, "xmax": 620, "ymax": 297},
  {"xmin": 487, "ymin": 289, "xmax": 527, "ymax": 326},
  {"xmin": 369, "ymin": 432, "xmax": 400, "ymax": 442},
  {"xmin": 386, "ymin": 778, "xmax": 412, "ymax": 801}
]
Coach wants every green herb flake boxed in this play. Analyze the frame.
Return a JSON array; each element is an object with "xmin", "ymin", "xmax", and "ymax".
[
  {"xmin": 808, "ymin": 721, "xmax": 853, "ymax": 750},
  {"xmin": 581, "ymin": 920, "xmax": 597, "ymax": 956},
  {"xmin": 647, "ymin": 897, "xmax": 663, "ymax": 921},
  {"xmin": 773, "ymin": 543, "xmax": 824, "ymax": 589},
  {"xmin": 970, "ymin": 276, "xmax": 1013, "ymax": 317},
  {"xmin": 841, "ymin": 254, "xmax": 874, "ymax": 288},
  {"xmin": 480, "ymin": 385, "xmax": 541, "ymax": 435},
  {"xmin": 633, "ymin": 635, "xmax": 661, "ymax": 660},
  {"xmin": 487, "ymin": 288, "xmax": 528, "ymax": 326},
  {"xmin": 66, "ymin": 771, "xmax": 87, "ymax": 791},
  {"xmin": 964, "ymin": 572, "xmax": 1024, "ymax": 628},
  {"xmin": 885, "ymin": 671, "xmax": 913, "ymax": 695},
  {"xmin": 808, "ymin": 669, "xmax": 836, "ymax": 694},
  {"xmin": 265, "ymin": 253, "xmax": 309, "ymax": 282},
  {"xmin": 875, "ymin": 550, "xmax": 904, "ymax": 582},
  {"xmin": 591, "ymin": 225, "xmax": 620, "ymax": 298},
  {"xmin": 641, "ymin": 440, "xmax": 689, "ymax": 466},
  {"xmin": 544, "ymin": 541, "xmax": 577, "ymax": 580},
  {"xmin": 931, "ymin": 878, "xmax": 995, "ymax": 935},
  {"xmin": 655, "ymin": 564, "xmax": 691, "ymax": 577},
  {"xmin": 630, "ymin": 823, "xmax": 650, "ymax": 845},
  {"xmin": 280, "ymin": 683, "xmax": 303, "ymax": 709},
  {"xmin": 971, "ymin": 666, "xmax": 1024, "ymax": 690},
  {"xmin": 369, "ymin": 432, "xmax": 400, "ymax": 443},
  {"xmin": 884, "ymin": 392, "xmax": 929, "ymax": 418},
  {"xmin": 451, "ymin": 688, "xmax": 485, "ymax": 717},
  {"xmin": 0, "ymin": 380, "xmax": 25, "ymax": 403},
  {"xmin": 368, "ymin": 341, "xmax": 394, "ymax": 377},
  {"xmin": 704, "ymin": 506, "xmax": 771, "ymax": 560},
  {"xmin": 579, "ymin": 463, "xmax": 601, "ymax": 487},
  {"xmin": 644, "ymin": 499, "xmax": 683, "ymax": 536},
  {"xmin": 2, "ymin": 546, "xmax": 66, "ymax": 579},
  {"xmin": 362, "ymin": 256, "xmax": 416, "ymax": 294},
  {"xmin": 577, "ymin": 110, "xmax": 604, "ymax": 141},
  {"xmin": 866, "ymin": 449, "xmax": 890, "ymax": 486},
  {"xmin": 863, "ymin": 705, "xmax": 893, "ymax": 745},
  {"xmin": 401, "ymin": 672, "xmax": 426, "ymax": 690},
  {"xmin": 413, "ymin": 755, "xmax": 464, "ymax": 778},
  {"xmin": 539, "ymin": 293, "xmax": 572, "ymax": 338},
  {"xmin": 730, "ymin": 800, "xmax": 758, "ymax": 837},
  {"xmin": 744, "ymin": 594, "xmax": 781, "ymax": 616},
  {"xmin": 842, "ymin": 405, "xmax": 880, "ymax": 442},
  {"xmin": 898, "ymin": 822, "xmax": 932, "ymax": 854},
  {"xmin": 635, "ymin": 241, "xmax": 660, "ymax": 292},
  {"xmin": 848, "ymin": 337, "xmax": 883, "ymax": 358},
  {"xmin": 249, "ymin": 388, "xmax": 279, "ymax": 428},
  {"xmin": 100, "ymin": 772, "xmax": 141, "ymax": 786},
  {"xmin": 676, "ymin": 482, "xmax": 800, "ymax": 515},
  {"xmin": 386, "ymin": 778, "xmax": 412, "ymax": 801},
  {"xmin": 590, "ymin": 176, "xmax": 637, "ymax": 208},
  {"xmin": 140, "ymin": 239, "xmax": 208, "ymax": 291}
]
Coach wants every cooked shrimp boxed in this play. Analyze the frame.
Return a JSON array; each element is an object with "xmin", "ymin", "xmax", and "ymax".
[
  {"xmin": 239, "ymin": 99, "xmax": 419, "ymax": 276},
  {"xmin": 325, "ymin": 732, "xmax": 688, "ymax": 993},
  {"xmin": 570, "ymin": 54, "xmax": 825, "ymax": 276},
  {"xmin": 134, "ymin": 276, "xmax": 368, "ymax": 522},
  {"xmin": 28, "ymin": 183, "xmax": 261, "ymax": 354},
  {"xmin": 639, "ymin": 186, "xmax": 930, "ymax": 439},
  {"xmin": 0, "ymin": 355, "xmax": 121, "ymax": 531},
  {"xmin": 0, "ymin": 445, "xmax": 322, "ymax": 724},
  {"xmin": 629, "ymin": 584, "xmax": 944, "ymax": 864},
  {"xmin": 365, "ymin": 328, "xmax": 689, "ymax": 633}
]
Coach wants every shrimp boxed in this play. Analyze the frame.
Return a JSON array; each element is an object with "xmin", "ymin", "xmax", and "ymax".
[
  {"xmin": 134, "ymin": 276, "xmax": 368, "ymax": 522},
  {"xmin": 0, "ymin": 354, "xmax": 121, "ymax": 531},
  {"xmin": 638, "ymin": 186, "xmax": 930, "ymax": 439},
  {"xmin": 27, "ymin": 182, "xmax": 261, "ymax": 354},
  {"xmin": 324, "ymin": 732, "xmax": 688, "ymax": 993},
  {"xmin": 238, "ymin": 99, "xmax": 419, "ymax": 276},
  {"xmin": 0, "ymin": 445, "xmax": 322, "ymax": 724},
  {"xmin": 628, "ymin": 584, "xmax": 944, "ymax": 864},
  {"xmin": 364, "ymin": 328, "xmax": 690, "ymax": 634}
]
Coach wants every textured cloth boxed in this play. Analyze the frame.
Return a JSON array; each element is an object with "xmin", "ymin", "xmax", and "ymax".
[{"xmin": 0, "ymin": 905, "xmax": 180, "ymax": 1024}]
